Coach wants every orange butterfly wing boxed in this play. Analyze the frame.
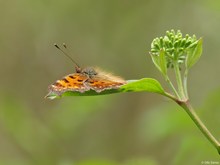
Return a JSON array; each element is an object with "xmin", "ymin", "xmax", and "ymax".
[
  {"xmin": 84, "ymin": 68, "xmax": 126, "ymax": 93},
  {"xmin": 48, "ymin": 73, "xmax": 90, "ymax": 95},
  {"xmin": 85, "ymin": 78, "xmax": 125, "ymax": 93}
]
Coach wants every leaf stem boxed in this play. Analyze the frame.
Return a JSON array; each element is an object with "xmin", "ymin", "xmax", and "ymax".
[
  {"xmin": 163, "ymin": 92, "xmax": 178, "ymax": 101},
  {"xmin": 179, "ymin": 100, "xmax": 220, "ymax": 154},
  {"xmin": 165, "ymin": 76, "xmax": 181, "ymax": 99}
]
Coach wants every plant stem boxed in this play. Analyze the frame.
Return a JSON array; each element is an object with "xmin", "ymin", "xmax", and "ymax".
[
  {"xmin": 174, "ymin": 62, "xmax": 185, "ymax": 100},
  {"xmin": 163, "ymin": 92, "xmax": 178, "ymax": 101},
  {"xmin": 179, "ymin": 100, "xmax": 220, "ymax": 154},
  {"xmin": 183, "ymin": 69, "xmax": 189, "ymax": 98},
  {"xmin": 165, "ymin": 76, "xmax": 181, "ymax": 99}
]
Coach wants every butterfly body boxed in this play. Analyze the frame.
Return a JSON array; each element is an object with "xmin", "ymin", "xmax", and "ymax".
[{"xmin": 47, "ymin": 66, "xmax": 126, "ymax": 96}]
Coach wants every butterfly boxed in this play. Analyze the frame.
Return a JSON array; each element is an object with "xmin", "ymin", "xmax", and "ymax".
[{"xmin": 45, "ymin": 44, "xmax": 126, "ymax": 98}]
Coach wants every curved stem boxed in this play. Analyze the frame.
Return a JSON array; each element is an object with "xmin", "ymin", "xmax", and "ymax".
[
  {"xmin": 179, "ymin": 100, "xmax": 220, "ymax": 154},
  {"xmin": 163, "ymin": 92, "xmax": 178, "ymax": 101}
]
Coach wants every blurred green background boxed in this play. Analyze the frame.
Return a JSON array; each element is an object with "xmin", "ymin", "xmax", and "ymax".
[{"xmin": 0, "ymin": 0, "xmax": 220, "ymax": 164}]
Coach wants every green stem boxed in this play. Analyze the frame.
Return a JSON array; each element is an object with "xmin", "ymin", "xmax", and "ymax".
[
  {"xmin": 163, "ymin": 92, "xmax": 178, "ymax": 101},
  {"xmin": 174, "ymin": 62, "xmax": 185, "ymax": 100},
  {"xmin": 165, "ymin": 76, "xmax": 181, "ymax": 99},
  {"xmin": 183, "ymin": 69, "xmax": 189, "ymax": 99},
  {"xmin": 179, "ymin": 100, "xmax": 220, "ymax": 154}
]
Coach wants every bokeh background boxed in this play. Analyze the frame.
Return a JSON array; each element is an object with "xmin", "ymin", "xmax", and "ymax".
[{"xmin": 0, "ymin": 0, "xmax": 220, "ymax": 165}]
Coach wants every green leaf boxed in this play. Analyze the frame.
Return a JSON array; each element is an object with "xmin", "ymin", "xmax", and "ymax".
[
  {"xmin": 45, "ymin": 78, "xmax": 165, "ymax": 99},
  {"xmin": 186, "ymin": 38, "xmax": 203, "ymax": 69},
  {"xmin": 151, "ymin": 53, "xmax": 161, "ymax": 72},
  {"xmin": 150, "ymin": 49, "xmax": 167, "ymax": 77},
  {"xmin": 120, "ymin": 78, "xmax": 165, "ymax": 94}
]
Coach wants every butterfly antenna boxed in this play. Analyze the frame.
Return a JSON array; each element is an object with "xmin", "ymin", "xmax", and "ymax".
[{"xmin": 54, "ymin": 43, "xmax": 80, "ymax": 68}]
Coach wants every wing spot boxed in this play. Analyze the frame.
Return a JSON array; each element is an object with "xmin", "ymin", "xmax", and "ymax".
[
  {"xmin": 77, "ymin": 79, "xmax": 83, "ymax": 82},
  {"xmin": 69, "ymin": 75, "xmax": 76, "ymax": 79},
  {"xmin": 55, "ymin": 82, "xmax": 64, "ymax": 87},
  {"xmin": 62, "ymin": 78, "xmax": 69, "ymax": 83}
]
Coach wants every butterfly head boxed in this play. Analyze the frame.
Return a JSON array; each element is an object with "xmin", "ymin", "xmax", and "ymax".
[{"xmin": 75, "ymin": 66, "xmax": 82, "ymax": 73}]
